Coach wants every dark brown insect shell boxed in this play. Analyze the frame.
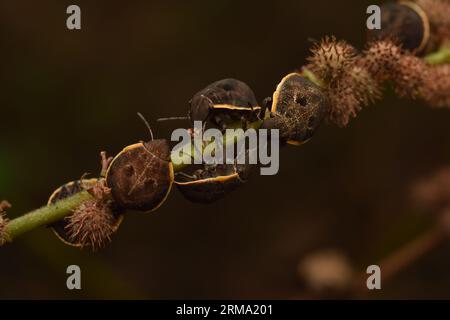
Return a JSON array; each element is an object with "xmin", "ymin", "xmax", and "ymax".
[
  {"xmin": 189, "ymin": 78, "xmax": 261, "ymax": 129},
  {"xmin": 105, "ymin": 140, "xmax": 174, "ymax": 212},
  {"xmin": 47, "ymin": 178, "xmax": 123, "ymax": 247},
  {"xmin": 367, "ymin": 2, "xmax": 430, "ymax": 54},
  {"xmin": 175, "ymin": 162, "xmax": 252, "ymax": 204},
  {"xmin": 263, "ymin": 73, "xmax": 328, "ymax": 145}
]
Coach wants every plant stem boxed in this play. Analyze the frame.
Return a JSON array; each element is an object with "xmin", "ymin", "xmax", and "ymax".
[
  {"xmin": 2, "ymin": 120, "xmax": 264, "ymax": 245},
  {"xmin": 352, "ymin": 222, "xmax": 446, "ymax": 297},
  {"xmin": 170, "ymin": 120, "xmax": 263, "ymax": 172},
  {"xmin": 2, "ymin": 45, "xmax": 449, "ymax": 246},
  {"xmin": 425, "ymin": 45, "xmax": 450, "ymax": 65},
  {"xmin": 4, "ymin": 191, "xmax": 93, "ymax": 242}
]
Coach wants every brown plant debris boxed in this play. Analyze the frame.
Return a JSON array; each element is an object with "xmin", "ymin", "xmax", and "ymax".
[
  {"xmin": 65, "ymin": 199, "xmax": 116, "ymax": 251},
  {"xmin": 306, "ymin": 36, "xmax": 450, "ymax": 127}
]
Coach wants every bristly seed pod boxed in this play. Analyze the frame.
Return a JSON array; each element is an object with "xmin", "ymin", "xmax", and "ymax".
[
  {"xmin": 325, "ymin": 62, "xmax": 381, "ymax": 127},
  {"xmin": 0, "ymin": 200, "xmax": 11, "ymax": 246},
  {"xmin": 421, "ymin": 64, "xmax": 450, "ymax": 107},
  {"xmin": 262, "ymin": 73, "xmax": 329, "ymax": 145},
  {"xmin": 393, "ymin": 53, "xmax": 429, "ymax": 98},
  {"xmin": 307, "ymin": 36, "xmax": 357, "ymax": 82},
  {"xmin": 367, "ymin": 2, "xmax": 431, "ymax": 54},
  {"xmin": 361, "ymin": 40, "xmax": 403, "ymax": 81},
  {"xmin": 48, "ymin": 179, "xmax": 123, "ymax": 250}
]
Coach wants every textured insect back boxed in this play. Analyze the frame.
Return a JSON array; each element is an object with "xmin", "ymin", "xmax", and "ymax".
[
  {"xmin": 262, "ymin": 73, "xmax": 329, "ymax": 144},
  {"xmin": 106, "ymin": 139, "xmax": 174, "ymax": 212},
  {"xmin": 189, "ymin": 78, "xmax": 260, "ymax": 130},
  {"xmin": 0, "ymin": 201, "xmax": 11, "ymax": 246},
  {"xmin": 47, "ymin": 179, "xmax": 123, "ymax": 250},
  {"xmin": 367, "ymin": 2, "xmax": 431, "ymax": 54},
  {"xmin": 175, "ymin": 163, "xmax": 249, "ymax": 204}
]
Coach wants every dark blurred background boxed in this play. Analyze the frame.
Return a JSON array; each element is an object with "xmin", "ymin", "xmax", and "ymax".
[{"xmin": 1, "ymin": 0, "xmax": 450, "ymax": 299}]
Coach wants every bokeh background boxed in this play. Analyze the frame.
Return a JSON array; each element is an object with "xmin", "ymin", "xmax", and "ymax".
[{"xmin": 1, "ymin": 0, "xmax": 450, "ymax": 299}]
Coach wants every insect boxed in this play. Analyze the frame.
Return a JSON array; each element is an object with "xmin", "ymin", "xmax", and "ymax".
[
  {"xmin": 47, "ymin": 178, "xmax": 123, "ymax": 248},
  {"xmin": 261, "ymin": 73, "xmax": 328, "ymax": 145},
  {"xmin": 175, "ymin": 162, "xmax": 251, "ymax": 204},
  {"xmin": 367, "ymin": 2, "xmax": 431, "ymax": 54},
  {"xmin": 106, "ymin": 113, "xmax": 174, "ymax": 212},
  {"xmin": 159, "ymin": 79, "xmax": 262, "ymax": 131}
]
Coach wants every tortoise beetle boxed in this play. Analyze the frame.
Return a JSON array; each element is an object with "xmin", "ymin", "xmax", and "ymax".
[
  {"xmin": 175, "ymin": 162, "xmax": 252, "ymax": 204},
  {"xmin": 367, "ymin": 2, "xmax": 431, "ymax": 54},
  {"xmin": 106, "ymin": 114, "xmax": 174, "ymax": 212},
  {"xmin": 261, "ymin": 73, "xmax": 328, "ymax": 145},
  {"xmin": 188, "ymin": 78, "xmax": 262, "ymax": 130}
]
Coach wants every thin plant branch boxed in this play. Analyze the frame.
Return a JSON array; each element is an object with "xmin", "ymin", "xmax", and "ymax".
[{"xmin": 1, "ymin": 45, "xmax": 449, "ymax": 246}]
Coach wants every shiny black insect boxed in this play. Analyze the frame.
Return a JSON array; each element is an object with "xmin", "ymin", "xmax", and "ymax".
[
  {"xmin": 367, "ymin": 2, "xmax": 430, "ymax": 54},
  {"xmin": 175, "ymin": 162, "xmax": 252, "ymax": 204},
  {"xmin": 159, "ymin": 79, "xmax": 262, "ymax": 130}
]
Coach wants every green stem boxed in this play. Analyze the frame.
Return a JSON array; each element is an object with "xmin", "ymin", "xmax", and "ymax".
[
  {"xmin": 425, "ymin": 45, "xmax": 450, "ymax": 65},
  {"xmin": 2, "ymin": 45, "xmax": 450, "ymax": 246},
  {"xmin": 4, "ymin": 191, "xmax": 92, "ymax": 242},
  {"xmin": 171, "ymin": 120, "xmax": 264, "ymax": 172},
  {"xmin": 2, "ymin": 120, "xmax": 264, "ymax": 245}
]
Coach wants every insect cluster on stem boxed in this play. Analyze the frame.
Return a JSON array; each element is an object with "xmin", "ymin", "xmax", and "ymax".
[
  {"xmin": 45, "ymin": 72, "xmax": 328, "ymax": 250},
  {"xmin": 27, "ymin": 0, "xmax": 449, "ymax": 251}
]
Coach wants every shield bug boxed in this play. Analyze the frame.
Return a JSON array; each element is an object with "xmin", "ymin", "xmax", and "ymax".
[
  {"xmin": 262, "ymin": 73, "xmax": 328, "ymax": 145},
  {"xmin": 189, "ymin": 78, "xmax": 261, "ymax": 130},
  {"xmin": 158, "ymin": 79, "xmax": 261, "ymax": 130},
  {"xmin": 106, "ymin": 114, "xmax": 174, "ymax": 212},
  {"xmin": 48, "ymin": 178, "xmax": 123, "ymax": 250},
  {"xmin": 367, "ymin": 2, "xmax": 431, "ymax": 54},
  {"xmin": 175, "ymin": 163, "xmax": 251, "ymax": 204}
]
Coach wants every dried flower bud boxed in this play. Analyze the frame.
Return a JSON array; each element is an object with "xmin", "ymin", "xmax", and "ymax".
[
  {"xmin": 48, "ymin": 179, "xmax": 123, "ymax": 251},
  {"xmin": 392, "ymin": 53, "xmax": 429, "ymax": 98},
  {"xmin": 65, "ymin": 197, "xmax": 117, "ymax": 251},
  {"xmin": 421, "ymin": 64, "xmax": 450, "ymax": 107},
  {"xmin": 307, "ymin": 36, "xmax": 357, "ymax": 82},
  {"xmin": 326, "ymin": 83, "xmax": 361, "ymax": 128},
  {"xmin": 361, "ymin": 40, "xmax": 403, "ymax": 81},
  {"xmin": 325, "ymin": 62, "xmax": 382, "ymax": 127}
]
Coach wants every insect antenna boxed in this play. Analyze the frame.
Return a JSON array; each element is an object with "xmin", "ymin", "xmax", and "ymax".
[
  {"xmin": 157, "ymin": 116, "xmax": 189, "ymax": 122},
  {"xmin": 137, "ymin": 112, "xmax": 154, "ymax": 141},
  {"xmin": 137, "ymin": 112, "xmax": 172, "ymax": 163}
]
